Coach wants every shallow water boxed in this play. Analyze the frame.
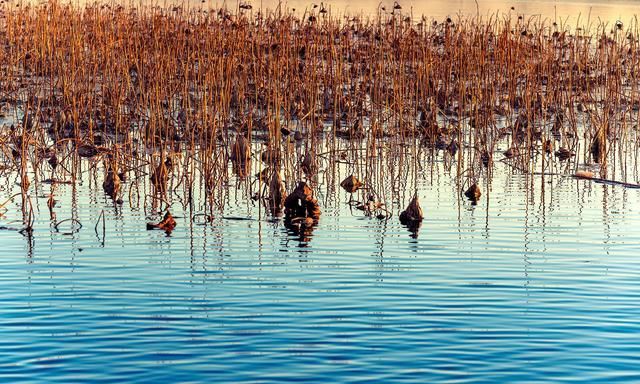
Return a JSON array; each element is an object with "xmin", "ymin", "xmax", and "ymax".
[
  {"xmin": 2, "ymin": 158, "xmax": 640, "ymax": 382},
  {"xmin": 249, "ymin": 0, "xmax": 638, "ymax": 24}
]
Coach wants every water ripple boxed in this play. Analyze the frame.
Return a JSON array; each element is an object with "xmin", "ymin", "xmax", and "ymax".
[{"xmin": 2, "ymin": 168, "xmax": 640, "ymax": 382}]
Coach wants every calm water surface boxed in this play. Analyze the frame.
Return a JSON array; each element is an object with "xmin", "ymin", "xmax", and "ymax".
[
  {"xmin": 248, "ymin": 0, "xmax": 638, "ymax": 24},
  {"xmin": 2, "ymin": 158, "xmax": 640, "ymax": 382}
]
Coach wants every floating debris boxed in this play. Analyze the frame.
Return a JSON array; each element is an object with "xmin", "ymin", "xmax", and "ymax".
[
  {"xmin": 256, "ymin": 167, "xmax": 271, "ymax": 183},
  {"xmin": 399, "ymin": 195, "xmax": 423, "ymax": 224},
  {"xmin": 446, "ymin": 140, "xmax": 459, "ymax": 156},
  {"xmin": 481, "ymin": 151, "xmax": 491, "ymax": 168},
  {"xmin": 340, "ymin": 175, "xmax": 363, "ymax": 193},
  {"xmin": 103, "ymin": 167, "xmax": 121, "ymax": 200},
  {"xmin": 464, "ymin": 183, "xmax": 482, "ymax": 202},
  {"xmin": 355, "ymin": 194, "xmax": 388, "ymax": 218},
  {"xmin": 268, "ymin": 170, "xmax": 285, "ymax": 214},
  {"xmin": 48, "ymin": 154, "xmax": 59, "ymax": 169},
  {"xmin": 590, "ymin": 136, "xmax": 604, "ymax": 163},
  {"xmin": 230, "ymin": 134, "xmax": 251, "ymax": 165},
  {"xmin": 77, "ymin": 143, "xmax": 99, "ymax": 158},
  {"xmin": 260, "ymin": 149, "xmax": 280, "ymax": 165},
  {"xmin": 555, "ymin": 147, "xmax": 575, "ymax": 161},
  {"xmin": 284, "ymin": 182, "xmax": 321, "ymax": 221},
  {"xmin": 503, "ymin": 147, "xmax": 518, "ymax": 159},
  {"xmin": 301, "ymin": 150, "xmax": 317, "ymax": 177},
  {"xmin": 22, "ymin": 109, "xmax": 38, "ymax": 131},
  {"xmin": 575, "ymin": 170, "xmax": 595, "ymax": 179},
  {"xmin": 399, "ymin": 195, "xmax": 423, "ymax": 239},
  {"xmin": 147, "ymin": 211, "xmax": 177, "ymax": 233},
  {"xmin": 151, "ymin": 158, "xmax": 172, "ymax": 192}
]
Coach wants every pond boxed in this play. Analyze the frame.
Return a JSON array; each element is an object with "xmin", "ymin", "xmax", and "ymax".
[
  {"xmin": 2, "ymin": 0, "xmax": 640, "ymax": 382},
  {"xmin": 2, "ymin": 156, "xmax": 640, "ymax": 382}
]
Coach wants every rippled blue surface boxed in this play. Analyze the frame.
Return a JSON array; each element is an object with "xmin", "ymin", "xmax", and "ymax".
[
  {"xmin": 2, "ymin": 162, "xmax": 640, "ymax": 383},
  {"xmin": 2, "ymin": 0, "xmax": 639, "ymax": 379}
]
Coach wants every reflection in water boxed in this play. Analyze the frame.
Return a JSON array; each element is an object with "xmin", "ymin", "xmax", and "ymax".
[
  {"xmin": 401, "ymin": 218, "xmax": 421, "ymax": 239},
  {"xmin": 372, "ymin": 219, "xmax": 388, "ymax": 283},
  {"xmin": 284, "ymin": 216, "xmax": 317, "ymax": 246},
  {"xmin": 2, "ymin": 158, "xmax": 640, "ymax": 382}
]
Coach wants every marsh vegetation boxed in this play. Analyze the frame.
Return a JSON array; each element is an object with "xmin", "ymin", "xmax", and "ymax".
[{"xmin": 1, "ymin": 0, "xmax": 640, "ymax": 238}]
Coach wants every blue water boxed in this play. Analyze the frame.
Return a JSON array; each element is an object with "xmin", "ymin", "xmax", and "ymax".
[{"xmin": 2, "ymin": 160, "xmax": 640, "ymax": 382}]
